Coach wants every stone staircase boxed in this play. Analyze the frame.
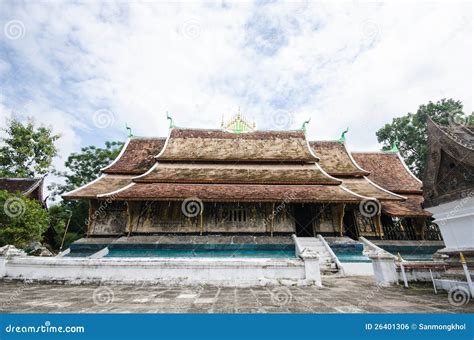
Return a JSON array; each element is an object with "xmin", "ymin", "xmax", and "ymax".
[{"xmin": 294, "ymin": 237, "xmax": 339, "ymax": 275}]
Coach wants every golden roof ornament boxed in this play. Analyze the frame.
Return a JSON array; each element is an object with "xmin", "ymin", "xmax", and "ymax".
[{"xmin": 222, "ymin": 108, "xmax": 256, "ymax": 133}]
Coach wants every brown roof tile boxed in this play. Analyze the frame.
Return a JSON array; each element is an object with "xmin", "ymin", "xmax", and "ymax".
[
  {"xmin": 310, "ymin": 141, "xmax": 369, "ymax": 176},
  {"xmin": 101, "ymin": 183, "xmax": 362, "ymax": 203},
  {"xmin": 102, "ymin": 138, "xmax": 166, "ymax": 175},
  {"xmin": 62, "ymin": 175, "xmax": 133, "ymax": 199},
  {"xmin": 351, "ymin": 152, "xmax": 422, "ymax": 194},
  {"xmin": 339, "ymin": 177, "xmax": 403, "ymax": 201},
  {"xmin": 382, "ymin": 194, "xmax": 432, "ymax": 218},
  {"xmin": 157, "ymin": 128, "xmax": 318, "ymax": 162},
  {"xmin": 135, "ymin": 163, "xmax": 340, "ymax": 185}
]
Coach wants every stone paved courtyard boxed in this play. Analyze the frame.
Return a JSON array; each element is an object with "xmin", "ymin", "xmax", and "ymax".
[{"xmin": 0, "ymin": 276, "xmax": 472, "ymax": 313}]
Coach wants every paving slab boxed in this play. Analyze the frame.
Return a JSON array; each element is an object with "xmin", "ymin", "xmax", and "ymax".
[{"xmin": 0, "ymin": 276, "xmax": 472, "ymax": 313}]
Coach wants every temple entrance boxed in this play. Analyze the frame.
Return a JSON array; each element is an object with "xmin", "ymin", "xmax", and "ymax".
[
  {"xmin": 294, "ymin": 204, "xmax": 314, "ymax": 237},
  {"xmin": 343, "ymin": 210, "xmax": 359, "ymax": 240}
]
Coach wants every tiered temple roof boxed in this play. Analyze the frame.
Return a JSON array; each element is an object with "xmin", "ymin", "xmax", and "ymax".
[{"xmin": 63, "ymin": 126, "xmax": 431, "ymax": 216}]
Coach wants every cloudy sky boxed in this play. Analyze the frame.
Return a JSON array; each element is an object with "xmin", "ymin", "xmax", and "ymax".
[{"xmin": 0, "ymin": 1, "xmax": 472, "ymax": 178}]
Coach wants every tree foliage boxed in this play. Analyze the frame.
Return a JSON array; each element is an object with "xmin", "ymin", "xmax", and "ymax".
[
  {"xmin": 376, "ymin": 99, "xmax": 471, "ymax": 179},
  {"xmin": 0, "ymin": 190, "xmax": 50, "ymax": 248},
  {"xmin": 0, "ymin": 118, "xmax": 60, "ymax": 178}
]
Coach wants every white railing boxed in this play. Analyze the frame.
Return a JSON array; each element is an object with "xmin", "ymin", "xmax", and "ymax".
[
  {"xmin": 359, "ymin": 236, "xmax": 396, "ymax": 258},
  {"xmin": 292, "ymin": 234, "xmax": 304, "ymax": 257},
  {"xmin": 88, "ymin": 247, "xmax": 109, "ymax": 259},
  {"xmin": 317, "ymin": 234, "xmax": 345, "ymax": 275}
]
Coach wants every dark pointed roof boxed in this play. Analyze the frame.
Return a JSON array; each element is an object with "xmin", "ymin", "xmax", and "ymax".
[
  {"xmin": 0, "ymin": 177, "xmax": 43, "ymax": 195},
  {"xmin": 423, "ymin": 118, "xmax": 474, "ymax": 207}
]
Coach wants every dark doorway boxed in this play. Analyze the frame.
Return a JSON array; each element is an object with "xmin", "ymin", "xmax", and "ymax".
[
  {"xmin": 343, "ymin": 209, "xmax": 359, "ymax": 240},
  {"xmin": 294, "ymin": 204, "xmax": 314, "ymax": 237}
]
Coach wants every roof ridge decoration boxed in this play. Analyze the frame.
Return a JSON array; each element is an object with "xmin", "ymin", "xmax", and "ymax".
[
  {"xmin": 338, "ymin": 127, "xmax": 349, "ymax": 143},
  {"xmin": 166, "ymin": 112, "xmax": 175, "ymax": 129},
  {"xmin": 388, "ymin": 136, "xmax": 399, "ymax": 153},
  {"xmin": 301, "ymin": 118, "xmax": 311, "ymax": 132},
  {"xmin": 125, "ymin": 124, "xmax": 133, "ymax": 138},
  {"xmin": 221, "ymin": 108, "xmax": 256, "ymax": 133}
]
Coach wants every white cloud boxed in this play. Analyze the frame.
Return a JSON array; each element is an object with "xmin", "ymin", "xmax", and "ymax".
[{"xmin": 0, "ymin": 0, "xmax": 471, "ymax": 161}]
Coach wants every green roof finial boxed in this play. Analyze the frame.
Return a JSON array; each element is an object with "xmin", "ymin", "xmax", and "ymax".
[
  {"xmin": 338, "ymin": 127, "xmax": 349, "ymax": 143},
  {"xmin": 125, "ymin": 124, "xmax": 133, "ymax": 138},
  {"xmin": 166, "ymin": 112, "xmax": 175, "ymax": 129},
  {"xmin": 389, "ymin": 136, "xmax": 399, "ymax": 152},
  {"xmin": 301, "ymin": 118, "xmax": 311, "ymax": 131}
]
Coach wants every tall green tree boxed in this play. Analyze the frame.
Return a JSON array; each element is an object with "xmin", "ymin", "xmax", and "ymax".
[
  {"xmin": 376, "ymin": 99, "xmax": 471, "ymax": 179},
  {"xmin": 0, "ymin": 190, "xmax": 50, "ymax": 248},
  {"xmin": 0, "ymin": 118, "xmax": 60, "ymax": 177},
  {"xmin": 48, "ymin": 141, "xmax": 124, "ymax": 242}
]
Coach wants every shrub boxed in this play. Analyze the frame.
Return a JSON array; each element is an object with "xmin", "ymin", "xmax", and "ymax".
[{"xmin": 0, "ymin": 190, "xmax": 49, "ymax": 249}]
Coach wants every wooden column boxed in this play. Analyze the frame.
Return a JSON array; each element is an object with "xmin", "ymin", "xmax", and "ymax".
[
  {"xmin": 86, "ymin": 200, "xmax": 93, "ymax": 238},
  {"xmin": 126, "ymin": 201, "xmax": 133, "ymax": 237},
  {"xmin": 270, "ymin": 203, "xmax": 275, "ymax": 237},
  {"xmin": 199, "ymin": 204, "xmax": 204, "ymax": 236},
  {"xmin": 338, "ymin": 204, "xmax": 345, "ymax": 237},
  {"xmin": 374, "ymin": 213, "xmax": 384, "ymax": 239}
]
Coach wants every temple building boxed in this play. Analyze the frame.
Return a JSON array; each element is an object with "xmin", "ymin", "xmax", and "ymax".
[
  {"xmin": 0, "ymin": 177, "xmax": 46, "ymax": 207},
  {"xmin": 423, "ymin": 118, "xmax": 473, "ymax": 253},
  {"xmin": 63, "ymin": 114, "xmax": 438, "ymax": 241}
]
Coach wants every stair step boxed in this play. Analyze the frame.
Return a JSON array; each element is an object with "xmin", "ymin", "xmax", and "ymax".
[{"xmin": 295, "ymin": 236, "xmax": 340, "ymax": 275}]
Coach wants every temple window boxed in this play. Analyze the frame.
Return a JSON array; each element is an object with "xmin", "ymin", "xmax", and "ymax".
[{"xmin": 224, "ymin": 208, "xmax": 248, "ymax": 222}]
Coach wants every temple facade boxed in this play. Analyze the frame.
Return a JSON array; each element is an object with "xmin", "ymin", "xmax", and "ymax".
[
  {"xmin": 423, "ymin": 118, "xmax": 473, "ymax": 252},
  {"xmin": 64, "ymin": 116, "xmax": 438, "ymax": 241}
]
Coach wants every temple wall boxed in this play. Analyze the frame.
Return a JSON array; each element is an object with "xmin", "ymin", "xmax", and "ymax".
[
  {"xmin": 129, "ymin": 202, "xmax": 295, "ymax": 234},
  {"xmin": 87, "ymin": 200, "xmax": 349, "ymax": 236},
  {"xmin": 89, "ymin": 200, "xmax": 127, "ymax": 235}
]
